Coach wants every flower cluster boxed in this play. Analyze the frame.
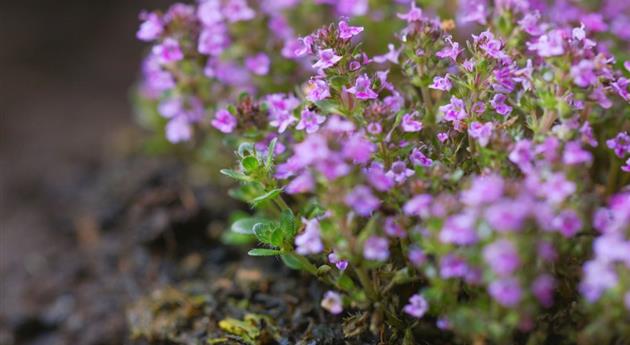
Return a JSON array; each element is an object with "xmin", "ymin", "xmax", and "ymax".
[{"xmin": 135, "ymin": 0, "xmax": 630, "ymax": 343}]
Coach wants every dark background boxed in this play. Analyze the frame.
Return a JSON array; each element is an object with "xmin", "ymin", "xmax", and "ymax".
[
  {"xmin": 0, "ymin": 0, "xmax": 171, "ymax": 275},
  {"xmin": 0, "ymin": 0, "xmax": 171, "ymax": 341}
]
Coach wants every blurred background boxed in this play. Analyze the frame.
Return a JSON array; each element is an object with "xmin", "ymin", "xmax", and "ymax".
[{"xmin": 0, "ymin": 1, "xmax": 175, "ymax": 344}]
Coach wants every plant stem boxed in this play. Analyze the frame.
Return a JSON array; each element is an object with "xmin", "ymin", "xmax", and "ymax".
[{"xmin": 355, "ymin": 267, "xmax": 378, "ymax": 301}]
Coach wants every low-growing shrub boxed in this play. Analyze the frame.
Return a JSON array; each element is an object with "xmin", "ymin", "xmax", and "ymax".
[{"xmin": 134, "ymin": 0, "xmax": 630, "ymax": 343}]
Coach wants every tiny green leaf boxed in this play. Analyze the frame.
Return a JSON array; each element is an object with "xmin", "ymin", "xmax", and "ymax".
[
  {"xmin": 241, "ymin": 156, "xmax": 259, "ymax": 173},
  {"xmin": 231, "ymin": 217, "xmax": 270, "ymax": 234},
  {"xmin": 248, "ymin": 248, "xmax": 282, "ymax": 256},
  {"xmin": 220, "ymin": 169, "xmax": 253, "ymax": 182},
  {"xmin": 252, "ymin": 188, "xmax": 283, "ymax": 207}
]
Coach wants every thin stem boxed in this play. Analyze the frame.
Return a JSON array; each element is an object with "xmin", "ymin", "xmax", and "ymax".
[{"xmin": 355, "ymin": 266, "xmax": 378, "ymax": 301}]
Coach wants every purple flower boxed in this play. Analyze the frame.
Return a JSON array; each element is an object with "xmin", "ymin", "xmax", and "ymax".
[
  {"xmin": 492, "ymin": 66, "xmax": 516, "ymax": 93},
  {"xmin": 386, "ymin": 161, "xmax": 415, "ymax": 184},
  {"xmin": 541, "ymin": 173, "xmax": 575, "ymax": 204},
  {"xmin": 462, "ymin": 174, "xmax": 504, "ymax": 206},
  {"xmin": 622, "ymin": 158, "xmax": 630, "ymax": 172},
  {"xmin": 518, "ymin": 11, "xmax": 545, "ymax": 36},
  {"xmin": 531, "ymin": 274, "xmax": 555, "ymax": 307},
  {"xmin": 367, "ymin": 122, "xmax": 382, "ymax": 134},
  {"xmin": 212, "ymin": 109, "xmax": 237, "ymax": 133},
  {"xmin": 490, "ymin": 94, "xmax": 512, "ymax": 116},
  {"xmin": 321, "ymin": 291, "xmax": 343, "ymax": 314},
  {"xmin": 137, "ymin": 12, "xmax": 163, "ymax": 41},
  {"xmin": 527, "ymin": 29, "xmax": 565, "ymax": 57},
  {"xmin": 384, "ymin": 217, "xmax": 406, "ymax": 238},
  {"xmin": 489, "ymin": 277, "xmax": 522, "ymax": 307},
  {"xmin": 373, "ymin": 44, "xmax": 402, "ymax": 64},
  {"xmin": 345, "ymin": 185, "xmax": 380, "ymax": 216},
  {"xmin": 440, "ymin": 254, "xmax": 469, "ymax": 279},
  {"xmin": 474, "ymin": 31, "xmax": 508, "ymax": 61},
  {"xmin": 408, "ymin": 246, "xmax": 426, "ymax": 267},
  {"xmin": 316, "ymin": 155, "xmax": 350, "ymax": 181},
  {"xmin": 440, "ymin": 212, "xmax": 478, "ymax": 246},
  {"xmin": 296, "ymin": 109, "xmax": 326, "ymax": 134},
  {"xmin": 537, "ymin": 241, "xmax": 558, "ymax": 262},
  {"xmin": 312, "ymin": 49, "xmax": 342, "ymax": 70},
  {"xmin": 436, "ymin": 37, "xmax": 462, "ymax": 62},
  {"xmin": 338, "ymin": 19, "xmax": 363, "ymax": 40},
  {"xmin": 328, "ymin": 252, "xmax": 348, "ymax": 271},
  {"xmin": 409, "ymin": 148, "xmax": 432, "ymax": 167},
  {"xmin": 335, "ymin": 0, "xmax": 368, "ymax": 17},
  {"xmin": 483, "ymin": 239, "xmax": 520, "ymax": 276},
  {"xmin": 397, "ymin": 2, "xmax": 423, "ymax": 23},
  {"xmin": 611, "ymin": 77, "xmax": 630, "ymax": 102},
  {"xmin": 403, "ymin": 294, "xmax": 429, "ymax": 318},
  {"xmin": 437, "ymin": 132, "xmax": 449, "ymax": 142},
  {"xmin": 509, "ymin": 139, "xmax": 534, "ymax": 171},
  {"xmin": 363, "ymin": 236, "xmax": 389, "ymax": 261},
  {"xmin": 266, "ymin": 93, "xmax": 300, "ymax": 133},
  {"xmin": 462, "ymin": 59, "xmax": 475, "ymax": 72},
  {"xmin": 165, "ymin": 116, "xmax": 192, "ymax": 143},
  {"xmin": 364, "ymin": 163, "xmax": 395, "ymax": 192},
  {"xmin": 570, "ymin": 60, "xmax": 597, "ymax": 88},
  {"xmin": 440, "ymin": 96, "xmax": 468, "ymax": 123},
  {"xmin": 563, "ymin": 141, "xmax": 592, "ymax": 165},
  {"xmin": 198, "ymin": 23, "xmax": 230, "ymax": 56},
  {"xmin": 580, "ymin": 260, "xmax": 618, "ymax": 302},
  {"xmin": 245, "ymin": 53, "xmax": 270, "ymax": 76},
  {"xmin": 552, "ymin": 210, "xmax": 582, "ymax": 237},
  {"xmin": 342, "ymin": 133, "xmax": 376, "ymax": 164},
  {"xmin": 403, "ymin": 194, "xmax": 433, "ymax": 218},
  {"xmin": 485, "ymin": 199, "xmax": 529, "ymax": 232},
  {"xmin": 222, "ymin": 0, "xmax": 255, "ymax": 23},
  {"xmin": 295, "ymin": 217, "xmax": 324, "ymax": 255},
  {"xmin": 401, "ymin": 112, "xmax": 423, "ymax": 132},
  {"xmin": 293, "ymin": 134, "xmax": 330, "ymax": 166},
  {"xmin": 606, "ymin": 132, "xmax": 630, "ymax": 158},
  {"xmin": 197, "ymin": 0, "xmax": 223, "ymax": 26},
  {"xmin": 153, "ymin": 38, "xmax": 184, "ymax": 64},
  {"xmin": 347, "ymin": 74, "xmax": 378, "ymax": 100},
  {"xmin": 286, "ymin": 171, "xmax": 315, "ymax": 194},
  {"xmin": 429, "ymin": 74, "xmax": 452, "ymax": 91},
  {"xmin": 468, "ymin": 121, "xmax": 493, "ymax": 147},
  {"xmin": 305, "ymin": 79, "xmax": 330, "ymax": 102}
]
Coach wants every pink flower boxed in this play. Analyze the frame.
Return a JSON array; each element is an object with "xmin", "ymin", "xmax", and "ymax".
[
  {"xmin": 527, "ymin": 29, "xmax": 565, "ymax": 57},
  {"xmin": 211, "ymin": 109, "xmax": 237, "ymax": 133},
  {"xmin": 437, "ymin": 132, "xmax": 449, "ymax": 142},
  {"xmin": 305, "ymin": 79, "xmax": 331, "ymax": 102},
  {"xmin": 363, "ymin": 236, "xmax": 389, "ymax": 261},
  {"xmin": 440, "ymin": 96, "xmax": 468, "ymax": 122},
  {"xmin": 436, "ymin": 37, "xmax": 462, "ymax": 62},
  {"xmin": 286, "ymin": 171, "xmax": 315, "ymax": 194},
  {"xmin": 312, "ymin": 49, "xmax": 342, "ymax": 70},
  {"xmin": 321, "ymin": 291, "xmax": 343, "ymax": 314},
  {"xmin": 364, "ymin": 163, "xmax": 394, "ymax": 192},
  {"xmin": 483, "ymin": 239, "xmax": 520, "ymax": 276},
  {"xmin": 409, "ymin": 148, "xmax": 432, "ymax": 167},
  {"xmin": 345, "ymin": 185, "xmax": 380, "ymax": 216},
  {"xmin": 328, "ymin": 252, "xmax": 349, "ymax": 271},
  {"xmin": 373, "ymin": 44, "xmax": 401, "ymax": 64},
  {"xmin": 295, "ymin": 217, "xmax": 323, "ymax": 255},
  {"xmin": 386, "ymin": 161, "xmax": 414, "ymax": 184},
  {"xmin": 137, "ymin": 12, "xmax": 163, "ymax": 41},
  {"xmin": 403, "ymin": 294, "xmax": 429, "ymax": 318},
  {"xmin": 152, "ymin": 38, "xmax": 184, "ymax": 64},
  {"xmin": 401, "ymin": 112, "xmax": 423, "ymax": 132},
  {"xmin": 342, "ymin": 134, "xmax": 375, "ymax": 164},
  {"xmin": 429, "ymin": 74, "xmax": 452, "ymax": 91},
  {"xmin": 296, "ymin": 109, "xmax": 326, "ymax": 134},
  {"xmin": 403, "ymin": 194, "xmax": 432, "ymax": 218},
  {"xmin": 338, "ymin": 19, "xmax": 363, "ymax": 40},
  {"xmin": 397, "ymin": 2, "xmax": 423, "ymax": 22},
  {"xmin": 197, "ymin": 0, "xmax": 223, "ymax": 26},
  {"xmin": 165, "ymin": 116, "xmax": 192, "ymax": 143},
  {"xmin": 222, "ymin": 0, "xmax": 255, "ymax": 23},
  {"xmin": 468, "ymin": 121, "xmax": 493, "ymax": 147},
  {"xmin": 245, "ymin": 53, "xmax": 270, "ymax": 76},
  {"xmin": 570, "ymin": 60, "xmax": 597, "ymax": 88},
  {"xmin": 198, "ymin": 24, "xmax": 230, "ymax": 56},
  {"xmin": 346, "ymin": 74, "xmax": 378, "ymax": 100},
  {"xmin": 490, "ymin": 94, "xmax": 512, "ymax": 116}
]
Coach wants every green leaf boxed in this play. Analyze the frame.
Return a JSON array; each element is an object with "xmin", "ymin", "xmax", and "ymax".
[
  {"xmin": 248, "ymin": 248, "xmax": 282, "ymax": 256},
  {"xmin": 337, "ymin": 274, "xmax": 356, "ymax": 291},
  {"xmin": 279, "ymin": 209, "xmax": 297, "ymax": 238},
  {"xmin": 241, "ymin": 156, "xmax": 259, "ymax": 173},
  {"xmin": 237, "ymin": 142, "xmax": 255, "ymax": 158},
  {"xmin": 231, "ymin": 217, "xmax": 270, "ymax": 234},
  {"xmin": 265, "ymin": 138, "xmax": 277, "ymax": 170},
  {"xmin": 252, "ymin": 188, "xmax": 283, "ymax": 207},
  {"xmin": 252, "ymin": 222, "xmax": 276, "ymax": 245},
  {"xmin": 220, "ymin": 169, "xmax": 253, "ymax": 182},
  {"xmin": 280, "ymin": 254, "xmax": 302, "ymax": 269}
]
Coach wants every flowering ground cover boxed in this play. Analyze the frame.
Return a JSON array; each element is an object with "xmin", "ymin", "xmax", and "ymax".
[{"xmin": 133, "ymin": 0, "xmax": 630, "ymax": 343}]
